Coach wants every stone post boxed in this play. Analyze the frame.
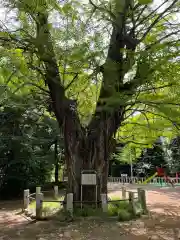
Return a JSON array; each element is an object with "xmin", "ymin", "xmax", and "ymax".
[
  {"xmin": 54, "ymin": 185, "xmax": 58, "ymax": 198},
  {"xmin": 122, "ymin": 186, "xmax": 126, "ymax": 200},
  {"xmin": 101, "ymin": 193, "xmax": 108, "ymax": 212},
  {"xmin": 36, "ymin": 192, "xmax": 44, "ymax": 219},
  {"xmin": 23, "ymin": 189, "xmax": 30, "ymax": 210},
  {"xmin": 66, "ymin": 193, "xmax": 73, "ymax": 216},
  {"xmin": 129, "ymin": 191, "xmax": 136, "ymax": 215}
]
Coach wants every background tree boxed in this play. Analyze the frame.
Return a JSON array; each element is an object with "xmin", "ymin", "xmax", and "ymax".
[
  {"xmin": 0, "ymin": 65, "xmax": 64, "ymax": 198},
  {"xmin": 169, "ymin": 136, "xmax": 180, "ymax": 173},
  {"xmin": 134, "ymin": 138, "xmax": 167, "ymax": 176}
]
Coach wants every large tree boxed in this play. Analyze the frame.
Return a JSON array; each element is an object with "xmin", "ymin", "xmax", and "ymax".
[{"xmin": 0, "ymin": 0, "xmax": 180, "ymax": 202}]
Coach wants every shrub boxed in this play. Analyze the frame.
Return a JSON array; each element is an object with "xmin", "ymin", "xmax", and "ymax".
[
  {"xmin": 108, "ymin": 196, "xmax": 141, "ymax": 221},
  {"xmin": 117, "ymin": 209, "xmax": 132, "ymax": 221}
]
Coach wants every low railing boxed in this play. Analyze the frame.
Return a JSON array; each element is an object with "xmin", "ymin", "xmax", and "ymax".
[
  {"xmin": 23, "ymin": 185, "xmax": 148, "ymax": 220},
  {"xmin": 108, "ymin": 177, "xmax": 180, "ymax": 184},
  {"xmin": 108, "ymin": 177, "xmax": 145, "ymax": 183},
  {"xmin": 63, "ymin": 176, "xmax": 180, "ymax": 184}
]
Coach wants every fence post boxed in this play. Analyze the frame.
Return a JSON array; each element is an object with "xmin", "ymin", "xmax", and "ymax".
[
  {"xmin": 140, "ymin": 189, "xmax": 148, "ymax": 214},
  {"xmin": 23, "ymin": 189, "xmax": 30, "ymax": 210},
  {"xmin": 101, "ymin": 193, "xmax": 108, "ymax": 212},
  {"xmin": 66, "ymin": 193, "xmax": 73, "ymax": 216},
  {"xmin": 122, "ymin": 186, "xmax": 126, "ymax": 200},
  {"xmin": 137, "ymin": 188, "xmax": 142, "ymax": 202},
  {"xmin": 36, "ymin": 186, "xmax": 41, "ymax": 195},
  {"xmin": 36, "ymin": 192, "xmax": 44, "ymax": 219},
  {"xmin": 129, "ymin": 191, "xmax": 136, "ymax": 215},
  {"xmin": 54, "ymin": 185, "xmax": 58, "ymax": 198}
]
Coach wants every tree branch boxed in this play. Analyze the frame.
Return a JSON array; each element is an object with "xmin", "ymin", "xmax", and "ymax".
[
  {"xmin": 140, "ymin": 0, "xmax": 179, "ymax": 42},
  {"xmin": 65, "ymin": 73, "xmax": 78, "ymax": 91}
]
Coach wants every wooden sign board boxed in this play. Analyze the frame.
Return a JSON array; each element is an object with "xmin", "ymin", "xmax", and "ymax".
[{"xmin": 81, "ymin": 173, "xmax": 97, "ymax": 185}]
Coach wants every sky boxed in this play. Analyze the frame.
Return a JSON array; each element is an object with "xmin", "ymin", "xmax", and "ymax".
[{"xmin": 0, "ymin": 0, "xmax": 179, "ymax": 29}]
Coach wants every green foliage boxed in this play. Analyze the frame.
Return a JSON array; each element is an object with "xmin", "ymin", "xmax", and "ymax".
[
  {"xmin": 168, "ymin": 136, "xmax": 180, "ymax": 173},
  {"xmin": 138, "ymin": 0, "xmax": 153, "ymax": 5},
  {"xmin": 135, "ymin": 139, "xmax": 167, "ymax": 176},
  {"xmin": 117, "ymin": 209, "xmax": 132, "ymax": 221},
  {"xmin": 108, "ymin": 197, "xmax": 142, "ymax": 221},
  {"xmin": 0, "ymin": 83, "xmax": 63, "ymax": 198}
]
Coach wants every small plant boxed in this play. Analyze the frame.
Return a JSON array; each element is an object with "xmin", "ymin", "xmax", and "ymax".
[
  {"xmin": 108, "ymin": 197, "xmax": 131, "ymax": 216},
  {"xmin": 108, "ymin": 196, "xmax": 142, "ymax": 221},
  {"xmin": 108, "ymin": 204, "xmax": 119, "ymax": 216},
  {"xmin": 117, "ymin": 209, "xmax": 132, "ymax": 221}
]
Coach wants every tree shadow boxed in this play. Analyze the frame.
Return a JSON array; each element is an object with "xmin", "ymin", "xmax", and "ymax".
[
  {"xmin": 1, "ymin": 188, "xmax": 180, "ymax": 240},
  {"xmin": 0, "ymin": 200, "xmax": 23, "ymax": 211},
  {"xmin": 1, "ymin": 208, "xmax": 180, "ymax": 240},
  {"xmin": 120, "ymin": 210, "xmax": 180, "ymax": 240}
]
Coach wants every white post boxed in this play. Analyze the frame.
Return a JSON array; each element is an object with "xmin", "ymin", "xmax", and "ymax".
[
  {"xmin": 24, "ymin": 189, "xmax": 29, "ymax": 210},
  {"xmin": 54, "ymin": 185, "xmax": 58, "ymax": 198},
  {"xmin": 36, "ymin": 186, "xmax": 41, "ymax": 195},
  {"xmin": 66, "ymin": 193, "xmax": 73, "ymax": 216},
  {"xmin": 101, "ymin": 194, "xmax": 108, "ymax": 212},
  {"xmin": 122, "ymin": 186, "xmax": 126, "ymax": 200},
  {"xmin": 36, "ymin": 193, "xmax": 44, "ymax": 219}
]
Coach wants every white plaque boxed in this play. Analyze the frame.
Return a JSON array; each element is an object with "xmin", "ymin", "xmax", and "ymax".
[
  {"xmin": 81, "ymin": 174, "xmax": 97, "ymax": 185},
  {"xmin": 121, "ymin": 174, "xmax": 127, "ymax": 177}
]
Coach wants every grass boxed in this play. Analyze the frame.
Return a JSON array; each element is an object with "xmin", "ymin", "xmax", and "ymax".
[{"xmin": 28, "ymin": 196, "xmax": 64, "ymax": 217}]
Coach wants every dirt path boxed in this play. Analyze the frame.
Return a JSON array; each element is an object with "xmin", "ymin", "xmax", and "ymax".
[
  {"xmin": 0, "ymin": 185, "xmax": 180, "ymax": 240},
  {"xmin": 0, "ymin": 200, "xmax": 30, "ymax": 226}
]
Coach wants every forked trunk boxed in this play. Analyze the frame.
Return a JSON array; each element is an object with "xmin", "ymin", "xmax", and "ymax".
[{"xmin": 64, "ymin": 118, "xmax": 111, "ymax": 204}]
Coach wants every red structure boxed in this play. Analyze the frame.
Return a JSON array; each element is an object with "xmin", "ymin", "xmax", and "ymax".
[
  {"xmin": 156, "ymin": 166, "xmax": 174, "ymax": 187},
  {"xmin": 156, "ymin": 167, "xmax": 164, "ymax": 177}
]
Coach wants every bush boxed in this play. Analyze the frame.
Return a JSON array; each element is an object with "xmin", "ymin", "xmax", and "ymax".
[
  {"xmin": 108, "ymin": 196, "xmax": 141, "ymax": 221},
  {"xmin": 108, "ymin": 197, "xmax": 132, "ymax": 216},
  {"xmin": 117, "ymin": 209, "xmax": 132, "ymax": 221}
]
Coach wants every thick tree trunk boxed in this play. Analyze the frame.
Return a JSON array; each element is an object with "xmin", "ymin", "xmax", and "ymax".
[{"xmin": 63, "ymin": 115, "xmax": 117, "ymax": 205}]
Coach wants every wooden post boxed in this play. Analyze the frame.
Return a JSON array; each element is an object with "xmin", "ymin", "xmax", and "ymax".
[
  {"xmin": 129, "ymin": 191, "xmax": 136, "ymax": 215},
  {"xmin": 122, "ymin": 186, "xmax": 126, "ymax": 200},
  {"xmin": 24, "ymin": 189, "xmax": 29, "ymax": 210},
  {"xmin": 36, "ymin": 186, "xmax": 41, "ymax": 195},
  {"xmin": 101, "ymin": 194, "xmax": 108, "ymax": 212},
  {"xmin": 66, "ymin": 193, "xmax": 73, "ymax": 216},
  {"xmin": 140, "ymin": 189, "xmax": 147, "ymax": 214},
  {"xmin": 54, "ymin": 185, "xmax": 58, "ymax": 198},
  {"xmin": 36, "ymin": 193, "xmax": 44, "ymax": 219}
]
